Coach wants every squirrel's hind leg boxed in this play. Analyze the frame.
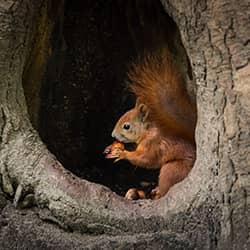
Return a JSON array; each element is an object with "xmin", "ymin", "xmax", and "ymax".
[
  {"xmin": 157, "ymin": 160, "xmax": 193, "ymax": 198},
  {"xmin": 124, "ymin": 159, "xmax": 193, "ymax": 200}
]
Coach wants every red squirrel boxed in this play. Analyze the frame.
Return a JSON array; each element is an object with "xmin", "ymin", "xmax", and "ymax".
[{"xmin": 105, "ymin": 48, "xmax": 196, "ymax": 199}]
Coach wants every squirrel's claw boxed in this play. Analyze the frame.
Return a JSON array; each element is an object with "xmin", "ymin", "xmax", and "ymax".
[
  {"xmin": 150, "ymin": 187, "xmax": 161, "ymax": 200},
  {"xmin": 115, "ymin": 150, "xmax": 127, "ymax": 162},
  {"xmin": 105, "ymin": 148, "xmax": 122, "ymax": 159},
  {"xmin": 103, "ymin": 145, "xmax": 112, "ymax": 155},
  {"xmin": 113, "ymin": 158, "xmax": 121, "ymax": 163}
]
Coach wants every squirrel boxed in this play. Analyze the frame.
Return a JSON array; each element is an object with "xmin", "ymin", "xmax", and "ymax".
[{"xmin": 105, "ymin": 48, "xmax": 196, "ymax": 199}]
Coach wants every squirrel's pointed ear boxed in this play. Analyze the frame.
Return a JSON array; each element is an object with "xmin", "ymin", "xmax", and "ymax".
[
  {"xmin": 138, "ymin": 103, "xmax": 149, "ymax": 122},
  {"xmin": 135, "ymin": 98, "xmax": 142, "ymax": 108}
]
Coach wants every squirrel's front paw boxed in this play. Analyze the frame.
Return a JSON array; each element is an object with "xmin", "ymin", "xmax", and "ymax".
[
  {"xmin": 106, "ymin": 148, "xmax": 123, "ymax": 159},
  {"xmin": 104, "ymin": 141, "xmax": 124, "ymax": 154},
  {"xmin": 104, "ymin": 141, "xmax": 125, "ymax": 161},
  {"xmin": 113, "ymin": 150, "xmax": 127, "ymax": 162}
]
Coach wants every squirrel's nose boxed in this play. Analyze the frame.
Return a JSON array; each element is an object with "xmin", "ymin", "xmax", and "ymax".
[{"xmin": 111, "ymin": 131, "xmax": 115, "ymax": 138}]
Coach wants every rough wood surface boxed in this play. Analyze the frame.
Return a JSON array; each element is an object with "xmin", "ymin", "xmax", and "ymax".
[
  {"xmin": 160, "ymin": 0, "xmax": 250, "ymax": 248},
  {"xmin": 0, "ymin": 0, "xmax": 249, "ymax": 249}
]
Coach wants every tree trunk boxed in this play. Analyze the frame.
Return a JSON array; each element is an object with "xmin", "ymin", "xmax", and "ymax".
[
  {"xmin": 0, "ymin": 0, "xmax": 249, "ymax": 249},
  {"xmin": 160, "ymin": 0, "xmax": 250, "ymax": 248}
]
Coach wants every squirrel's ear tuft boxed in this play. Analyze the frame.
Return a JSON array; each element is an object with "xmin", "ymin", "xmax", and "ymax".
[{"xmin": 138, "ymin": 103, "xmax": 149, "ymax": 122}]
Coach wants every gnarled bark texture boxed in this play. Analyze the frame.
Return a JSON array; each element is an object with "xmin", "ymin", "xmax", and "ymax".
[{"xmin": 0, "ymin": 0, "xmax": 249, "ymax": 249}]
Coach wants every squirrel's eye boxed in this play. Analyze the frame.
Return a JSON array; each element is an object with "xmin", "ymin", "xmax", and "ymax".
[{"xmin": 123, "ymin": 123, "xmax": 130, "ymax": 130}]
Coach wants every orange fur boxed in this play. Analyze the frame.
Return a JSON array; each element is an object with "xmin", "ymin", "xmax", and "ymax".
[
  {"xmin": 108, "ymin": 48, "xmax": 196, "ymax": 199},
  {"xmin": 129, "ymin": 48, "xmax": 196, "ymax": 143}
]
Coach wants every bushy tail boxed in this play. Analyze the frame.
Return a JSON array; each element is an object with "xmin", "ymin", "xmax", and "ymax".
[{"xmin": 128, "ymin": 48, "xmax": 196, "ymax": 143}]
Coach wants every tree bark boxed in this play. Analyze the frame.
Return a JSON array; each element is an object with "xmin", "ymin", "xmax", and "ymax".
[
  {"xmin": 160, "ymin": 0, "xmax": 250, "ymax": 248},
  {"xmin": 0, "ymin": 0, "xmax": 249, "ymax": 249}
]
